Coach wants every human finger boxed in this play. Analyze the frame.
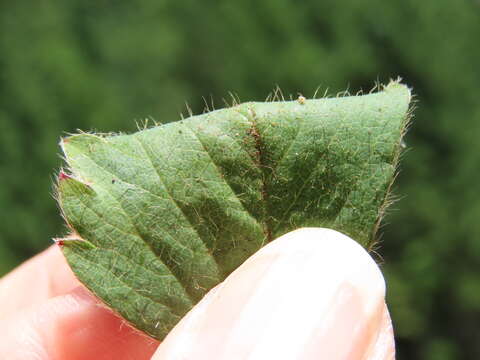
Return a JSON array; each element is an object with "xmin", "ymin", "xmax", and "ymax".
[
  {"xmin": 0, "ymin": 286, "xmax": 159, "ymax": 360},
  {"xmin": 0, "ymin": 245, "xmax": 79, "ymax": 319},
  {"xmin": 153, "ymin": 228, "xmax": 395, "ymax": 360}
]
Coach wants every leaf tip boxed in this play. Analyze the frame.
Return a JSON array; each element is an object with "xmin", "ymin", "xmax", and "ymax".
[
  {"xmin": 57, "ymin": 172, "xmax": 95, "ymax": 198},
  {"xmin": 384, "ymin": 77, "xmax": 412, "ymax": 102},
  {"xmin": 58, "ymin": 170, "xmax": 72, "ymax": 181},
  {"xmin": 53, "ymin": 234, "xmax": 96, "ymax": 250},
  {"xmin": 52, "ymin": 238, "xmax": 65, "ymax": 247}
]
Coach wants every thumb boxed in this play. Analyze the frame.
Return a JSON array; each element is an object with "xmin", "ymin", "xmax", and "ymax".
[{"xmin": 153, "ymin": 228, "xmax": 395, "ymax": 360}]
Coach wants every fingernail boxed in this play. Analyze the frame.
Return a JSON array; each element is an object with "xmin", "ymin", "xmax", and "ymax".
[{"xmin": 155, "ymin": 228, "xmax": 388, "ymax": 360}]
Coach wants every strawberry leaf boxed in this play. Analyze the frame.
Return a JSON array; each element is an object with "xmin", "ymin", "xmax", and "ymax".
[{"xmin": 56, "ymin": 81, "xmax": 412, "ymax": 339}]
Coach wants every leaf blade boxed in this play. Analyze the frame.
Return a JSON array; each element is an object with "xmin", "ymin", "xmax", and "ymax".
[{"xmin": 57, "ymin": 81, "xmax": 411, "ymax": 339}]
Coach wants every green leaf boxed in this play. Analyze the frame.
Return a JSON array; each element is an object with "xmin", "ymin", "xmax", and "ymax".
[{"xmin": 56, "ymin": 81, "xmax": 411, "ymax": 339}]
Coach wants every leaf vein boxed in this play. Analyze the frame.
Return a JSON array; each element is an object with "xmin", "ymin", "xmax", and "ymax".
[
  {"xmin": 73, "ymin": 153, "xmax": 198, "ymax": 303},
  {"xmin": 183, "ymin": 123, "xmax": 264, "ymax": 233},
  {"xmin": 132, "ymin": 135, "xmax": 223, "ymax": 275},
  {"xmin": 71, "ymin": 249, "xmax": 183, "ymax": 320}
]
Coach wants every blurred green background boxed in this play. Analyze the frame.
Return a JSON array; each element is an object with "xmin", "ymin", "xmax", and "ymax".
[{"xmin": 0, "ymin": 1, "xmax": 479, "ymax": 358}]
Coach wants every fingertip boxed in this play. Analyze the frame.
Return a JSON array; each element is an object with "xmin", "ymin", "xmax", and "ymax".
[
  {"xmin": 262, "ymin": 227, "xmax": 387, "ymax": 309},
  {"xmin": 154, "ymin": 227, "xmax": 392, "ymax": 360}
]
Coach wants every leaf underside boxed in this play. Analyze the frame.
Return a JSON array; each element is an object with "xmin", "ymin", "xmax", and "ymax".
[{"xmin": 57, "ymin": 82, "xmax": 411, "ymax": 339}]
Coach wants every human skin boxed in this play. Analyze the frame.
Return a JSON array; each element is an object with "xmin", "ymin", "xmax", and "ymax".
[{"xmin": 0, "ymin": 228, "xmax": 395, "ymax": 359}]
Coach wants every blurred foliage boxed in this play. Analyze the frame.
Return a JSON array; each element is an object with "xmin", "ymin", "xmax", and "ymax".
[{"xmin": 0, "ymin": 0, "xmax": 479, "ymax": 358}]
